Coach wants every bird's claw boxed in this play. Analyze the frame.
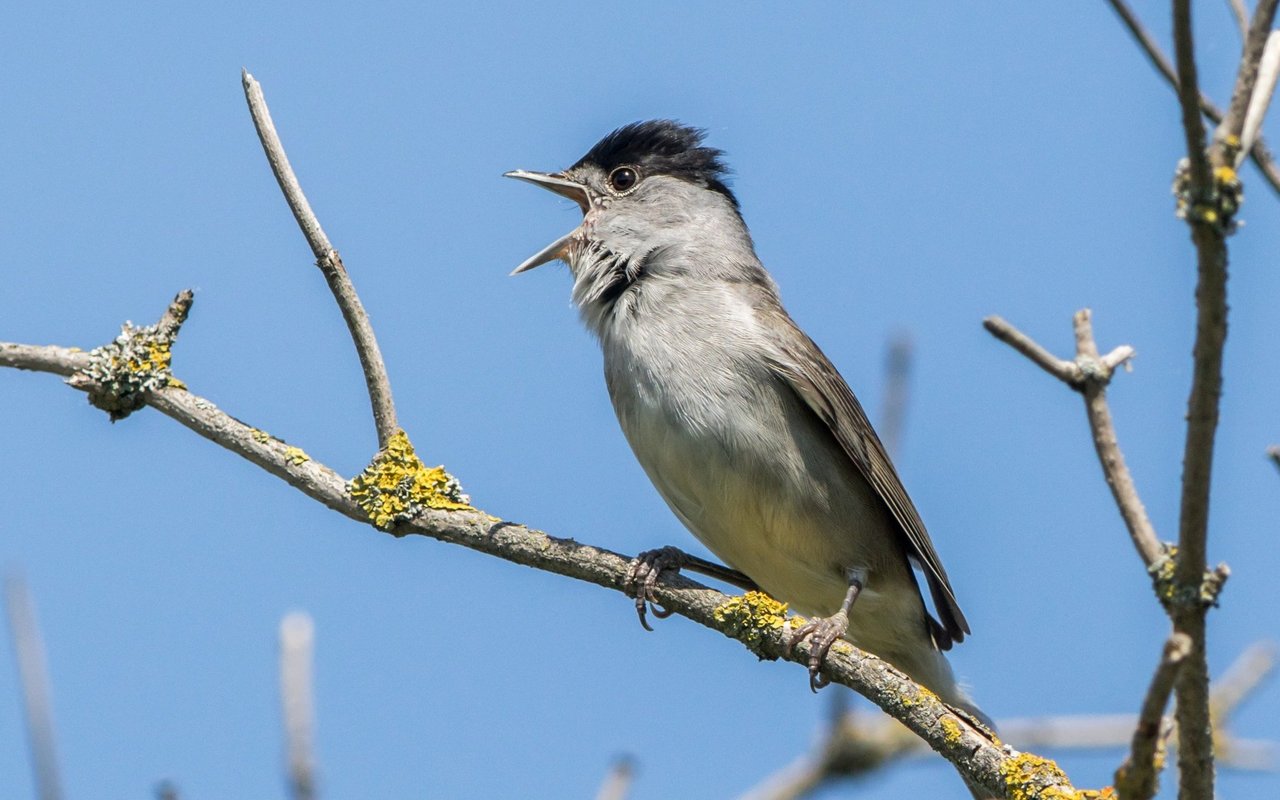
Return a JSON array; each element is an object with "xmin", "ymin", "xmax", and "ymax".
[
  {"xmin": 785, "ymin": 610, "xmax": 850, "ymax": 692},
  {"xmin": 625, "ymin": 546, "xmax": 686, "ymax": 631}
]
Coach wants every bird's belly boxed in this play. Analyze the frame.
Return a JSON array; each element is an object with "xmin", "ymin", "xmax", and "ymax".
[{"xmin": 616, "ymin": 386, "xmax": 901, "ymax": 620}]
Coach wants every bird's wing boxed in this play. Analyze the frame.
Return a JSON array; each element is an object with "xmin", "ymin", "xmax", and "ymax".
[{"xmin": 760, "ymin": 305, "xmax": 970, "ymax": 649}]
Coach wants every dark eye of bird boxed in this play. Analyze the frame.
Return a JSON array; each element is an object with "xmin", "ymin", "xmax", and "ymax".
[{"xmin": 608, "ymin": 166, "xmax": 638, "ymax": 192}]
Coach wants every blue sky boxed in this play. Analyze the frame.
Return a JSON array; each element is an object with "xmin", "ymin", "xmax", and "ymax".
[{"xmin": 2, "ymin": 2, "xmax": 1277, "ymax": 798}]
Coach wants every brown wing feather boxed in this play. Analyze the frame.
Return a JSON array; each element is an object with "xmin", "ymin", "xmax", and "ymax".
[{"xmin": 762, "ymin": 308, "xmax": 970, "ymax": 648}]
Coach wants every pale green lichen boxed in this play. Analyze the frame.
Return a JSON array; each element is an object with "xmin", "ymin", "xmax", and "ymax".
[
  {"xmin": 284, "ymin": 446, "xmax": 310, "ymax": 466},
  {"xmin": 348, "ymin": 429, "xmax": 472, "ymax": 528},
  {"xmin": 251, "ymin": 428, "xmax": 273, "ymax": 444},
  {"xmin": 1148, "ymin": 544, "xmax": 1223, "ymax": 609},
  {"xmin": 76, "ymin": 320, "xmax": 184, "ymax": 420},
  {"xmin": 713, "ymin": 591, "xmax": 798, "ymax": 649}
]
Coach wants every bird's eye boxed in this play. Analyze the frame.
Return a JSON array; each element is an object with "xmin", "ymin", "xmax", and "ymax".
[{"xmin": 608, "ymin": 166, "xmax": 639, "ymax": 193}]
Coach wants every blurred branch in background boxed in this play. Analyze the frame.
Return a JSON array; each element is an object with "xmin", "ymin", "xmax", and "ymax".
[
  {"xmin": 154, "ymin": 780, "xmax": 181, "ymax": 800},
  {"xmin": 594, "ymin": 756, "xmax": 635, "ymax": 800},
  {"xmin": 1229, "ymin": 0, "xmax": 1251, "ymax": 40},
  {"xmin": 878, "ymin": 333, "xmax": 913, "ymax": 460},
  {"xmin": 742, "ymin": 641, "xmax": 1277, "ymax": 799},
  {"xmin": 3, "ymin": 574, "xmax": 64, "ymax": 800},
  {"xmin": 281, "ymin": 612, "xmax": 318, "ymax": 800},
  {"xmin": 1267, "ymin": 445, "xmax": 1280, "ymax": 473}
]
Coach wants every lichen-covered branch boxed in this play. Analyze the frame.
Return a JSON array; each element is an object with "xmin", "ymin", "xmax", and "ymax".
[
  {"xmin": 63, "ymin": 290, "xmax": 192, "ymax": 421},
  {"xmin": 0, "ymin": 329, "xmax": 1095, "ymax": 800},
  {"xmin": 744, "ymin": 640, "xmax": 1277, "ymax": 800},
  {"xmin": 1168, "ymin": 2, "xmax": 1278, "ymax": 796},
  {"xmin": 241, "ymin": 71, "xmax": 399, "ymax": 448}
]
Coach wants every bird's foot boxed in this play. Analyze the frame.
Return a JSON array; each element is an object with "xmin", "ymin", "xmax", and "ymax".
[
  {"xmin": 625, "ymin": 546, "xmax": 687, "ymax": 631},
  {"xmin": 785, "ymin": 609, "xmax": 850, "ymax": 692}
]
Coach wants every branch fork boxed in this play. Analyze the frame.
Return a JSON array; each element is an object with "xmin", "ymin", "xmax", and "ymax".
[{"xmin": 66, "ymin": 290, "xmax": 194, "ymax": 421}]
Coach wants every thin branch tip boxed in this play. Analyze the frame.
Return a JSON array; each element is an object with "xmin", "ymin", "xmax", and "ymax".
[{"xmin": 241, "ymin": 76, "xmax": 399, "ymax": 446}]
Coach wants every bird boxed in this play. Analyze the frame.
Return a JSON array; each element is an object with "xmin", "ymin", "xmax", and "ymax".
[{"xmin": 505, "ymin": 120, "xmax": 988, "ymax": 727}]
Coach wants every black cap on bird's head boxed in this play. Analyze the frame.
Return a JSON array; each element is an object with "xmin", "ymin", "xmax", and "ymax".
[
  {"xmin": 570, "ymin": 120, "xmax": 737, "ymax": 209},
  {"xmin": 505, "ymin": 120, "xmax": 737, "ymax": 274}
]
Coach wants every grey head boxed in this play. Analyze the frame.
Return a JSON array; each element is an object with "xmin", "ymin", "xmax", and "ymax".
[{"xmin": 505, "ymin": 121, "xmax": 760, "ymax": 331}]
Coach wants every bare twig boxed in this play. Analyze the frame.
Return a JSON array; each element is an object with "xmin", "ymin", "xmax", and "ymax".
[
  {"xmin": 981, "ymin": 316, "xmax": 1081, "ymax": 385},
  {"xmin": 1173, "ymin": 1, "xmax": 1212, "ymax": 190},
  {"xmin": 1070, "ymin": 311, "xmax": 1161, "ymax": 567},
  {"xmin": 1, "ymin": 334, "xmax": 1082, "ymax": 799},
  {"xmin": 281, "ymin": 612, "xmax": 317, "ymax": 800},
  {"xmin": 1241, "ymin": 32, "xmax": 1280, "ymax": 162},
  {"xmin": 984, "ymin": 312, "xmax": 1160, "ymax": 566},
  {"xmin": 1107, "ymin": 0, "xmax": 1185, "ymax": 99},
  {"xmin": 1228, "ymin": 0, "xmax": 1251, "ymax": 41},
  {"xmin": 1115, "ymin": 633, "xmax": 1193, "ymax": 800},
  {"xmin": 241, "ymin": 71, "xmax": 399, "ymax": 448},
  {"xmin": 594, "ymin": 756, "xmax": 635, "ymax": 800},
  {"xmin": 1213, "ymin": 0, "xmax": 1280, "ymax": 164},
  {"xmin": 1104, "ymin": 0, "xmax": 1280, "ymax": 196},
  {"xmin": 3, "ymin": 575, "xmax": 64, "ymax": 800}
]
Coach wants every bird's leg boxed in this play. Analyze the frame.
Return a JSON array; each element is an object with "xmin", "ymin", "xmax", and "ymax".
[
  {"xmin": 626, "ymin": 547, "xmax": 758, "ymax": 630},
  {"xmin": 625, "ymin": 546, "xmax": 687, "ymax": 631},
  {"xmin": 679, "ymin": 554, "xmax": 758, "ymax": 593},
  {"xmin": 786, "ymin": 570, "xmax": 865, "ymax": 692}
]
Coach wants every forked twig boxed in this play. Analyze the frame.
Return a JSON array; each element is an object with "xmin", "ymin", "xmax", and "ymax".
[{"xmin": 984, "ymin": 311, "xmax": 1159, "ymax": 566}]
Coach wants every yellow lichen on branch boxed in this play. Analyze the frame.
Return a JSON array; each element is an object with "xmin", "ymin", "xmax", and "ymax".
[
  {"xmin": 284, "ymin": 446, "xmax": 310, "ymax": 466},
  {"xmin": 997, "ymin": 751, "xmax": 1114, "ymax": 800},
  {"xmin": 940, "ymin": 715, "xmax": 964, "ymax": 745},
  {"xmin": 713, "ymin": 591, "xmax": 798, "ymax": 649},
  {"xmin": 348, "ymin": 429, "xmax": 472, "ymax": 528},
  {"xmin": 71, "ymin": 293, "xmax": 194, "ymax": 421}
]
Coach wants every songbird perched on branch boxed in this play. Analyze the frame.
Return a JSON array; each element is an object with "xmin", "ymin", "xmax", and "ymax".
[{"xmin": 507, "ymin": 121, "xmax": 988, "ymax": 734}]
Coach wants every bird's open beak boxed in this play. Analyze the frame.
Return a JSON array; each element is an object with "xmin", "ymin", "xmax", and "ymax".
[{"xmin": 505, "ymin": 170, "xmax": 591, "ymax": 275}]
